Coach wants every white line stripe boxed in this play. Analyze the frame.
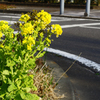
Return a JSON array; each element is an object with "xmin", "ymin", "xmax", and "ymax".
[
  {"xmin": 80, "ymin": 26, "xmax": 100, "ymax": 29},
  {"xmin": 61, "ymin": 23, "xmax": 100, "ymax": 28},
  {"xmin": 51, "ymin": 19, "xmax": 66, "ymax": 22},
  {"xmin": 44, "ymin": 48, "xmax": 100, "ymax": 72},
  {"xmin": 0, "ymin": 13, "xmax": 21, "ymax": 15},
  {"xmin": 0, "ymin": 16, "xmax": 20, "ymax": 18}
]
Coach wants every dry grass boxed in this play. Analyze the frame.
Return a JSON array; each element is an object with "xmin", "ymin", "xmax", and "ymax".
[
  {"xmin": 0, "ymin": 4, "xmax": 15, "ymax": 10},
  {"xmin": 29, "ymin": 59, "xmax": 64, "ymax": 100}
]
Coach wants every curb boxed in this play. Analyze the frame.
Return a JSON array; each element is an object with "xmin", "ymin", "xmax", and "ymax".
[
  {"xmin": 51, "ymin": 14, "xmax": 100, "ymax": 20},
  {"xmin": 0, "ymin": 9, "xmax": 100, "ymax": 20},
  {"xmin": 45, "ymin": 59, "xmax": 79, "ymax": 100},
  {"xmin": 0, "ymin": 9, "xmax": 29, "ymax": 14}
]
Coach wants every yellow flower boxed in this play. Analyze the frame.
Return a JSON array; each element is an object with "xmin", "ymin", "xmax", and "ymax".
[
  {"xmin": 36, "ymin": 10, "xmax": 51, "ymax": 25},
  {"xmin": 0, "ymin": 32, "xmax": 3, "ymax": 38},
  {"xmin": 0, "ymin": 44, "xmax": 4, "ymax": 48},
  {"xmin": 0, "ymin": 23, "xmax": 9, "ymax": 32},
  {"xmin": 22, "ymin": 39, "xmax": 27, "ymax": 44},
  {"xmin": 28, "ymin": 36, "xmax": 35, "ymax": 45},
  {"xmin": 20, "ymin": 23, "xmax": 34, "ymax": 36},
  {"xmin": 22, "ymin": 35, "xmax": 35, "ymax": 51},
  {"xmin": 19, "ymin": 14, "xmax": 30, "ymax": 23},
  {"xmin": 51, "ymin": 24, "xmax": 63, "ymax": 37},
  {"xmin": 20, "ymin": 23, "xmax": 22, "ymax": 27},
  {"xmin": 0, "ymin": 20, "xmax": 8, "ymax": 25},
  {"xmin": 27, "ymin": 44, "xmax": 32, "ymax": 51}
]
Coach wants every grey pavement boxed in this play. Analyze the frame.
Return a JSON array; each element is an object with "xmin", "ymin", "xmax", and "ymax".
[
  {"xmin": 5, "ymin": 5, "xmax": 100, "ymax": 20},
  {"xmin": 45, "ymin": 59, "xmax": 78, "ymax": 100}
]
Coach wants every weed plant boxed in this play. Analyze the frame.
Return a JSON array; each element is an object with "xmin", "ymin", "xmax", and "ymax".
[{"xmin": 0, "ymin": 10, "xmax": 63, "ymax": 100}]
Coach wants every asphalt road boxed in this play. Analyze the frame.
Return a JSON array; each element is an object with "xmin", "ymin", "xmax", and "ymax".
[
  {"xmin": 0, "ymin": 13, "xmax": 100, "ymax": 100},
  {"xmin": 50, "ymin": 18, "xmax": 100, "ymax": 64}
]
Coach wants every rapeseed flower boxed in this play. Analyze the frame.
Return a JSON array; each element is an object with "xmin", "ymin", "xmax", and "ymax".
[
  {"xmin": 27, "ymin": 44, "xmax": 32, "ymax": 51},
  {"xmin": 36, "ymin": 10, "xmax": 51, "ymax": 25},
  {"xmin": 19, "ymin": 14, "xmax": 30, "ymax": 23},
  {"xmin": 0, "ymin": 20, "xmax": 8, "ymax": 25},
  {"xmin": 0, "ymin": 32, "xmax": 3, "ymax": 38},
  {"xmin": 51, "ymin": 24, "xmax": 63, "ymax": 37},
  {"xmin": 0, "ymin": 44, "xmax": 4, "ymax": 48},
  {"xmin": 0, "ymin": 20, "xmax": 9, "ymax": 32},
  {"xmin": 20, "ymin": 23, "xmax": 34, "ymax": 36},
  {"xmin": 22, "ymin": 36, "xmax": 35, "ymax": 51}
]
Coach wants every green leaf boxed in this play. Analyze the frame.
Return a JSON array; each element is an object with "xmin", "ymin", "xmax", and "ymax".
[
  {"xmin": 16, "ymin": 79, "xmax": 21, "ymax": 89},
  {"xmin": 27, "ymin": 59, "xmax": 36, "ymax": 68},
  {"xmin": 6, "ymin": 60, "xmax": 15, "ymax": 67},
  {"xmin": 20, "ymin": 91, "xmax": 26, "ymax": 99},
  {"xmin": 32, "ymin": 85, "xmax": 37, "ymax": 91},
  {"xmin": 8, "ymin": 83, "xmax": 17, "ymax": 92},
  {"xmin": 6, "ymin": 93, "xmax": 15, "ymax": 100},
  {"xmin": 2, "ymin": 70, "xmax": 9, "ymax": 75},
  {"xmin": 22, "ymin": 87, "xmax": 31, "ymax": 92},
  {"xmin": 25, "ymin": 93, "xmax": 39, "ymax": 100},
  {"xmin": 15, "ymin": 93, "xmax": 23, "ymax": 100},
  {"xmin": 0, "ymin": 91, "xmax": 5, "ymax": 99},
  {"xmin": 18, "ymin": 56, "xmax": 22, "ymax": 64},
  {"xmin": 21, "ymin": 50, "xmax": 26, "ymax": 56},
  {"xmin": 8, "ymin": 78, "xmax": 12, "ymax": 84},
  {"xmin": 36, "ymin": 51, "xmax": 46, "ymax": 58}
]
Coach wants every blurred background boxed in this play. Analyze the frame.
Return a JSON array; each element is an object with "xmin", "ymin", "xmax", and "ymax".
[{"xmin": 0, "ymin": 0, "xmax": 98, "ymax": 6}]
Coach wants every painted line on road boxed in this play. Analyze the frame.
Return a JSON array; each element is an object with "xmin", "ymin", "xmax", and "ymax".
[
  {"xmin": 44, "ymin": 48, "xmax": 100, "ymax": 72},
  {"xmin": 0, "ymin": 13, "xmax": 21, "ymax": 15},
  {"xmin": 61, "ymin": 23, "xmax": 100, "ymax": 28},
  {"xmin": 0, "ymin": 16, "xmax": 20, "ymax": 18},
  {"xmin": 80, "ymin": 26, "xmax": 100, "ymax": 29},
  {"xmin": 51, "ymin": 19, "xmax": 67, "ymax": 22}
]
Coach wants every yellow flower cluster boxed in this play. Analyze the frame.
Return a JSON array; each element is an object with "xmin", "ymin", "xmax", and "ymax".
[
  {"xmin": 0, "ymin": 32, "xmax": 3, "ymax": 38},
  {"xmin": 51, "ymin": 24, "xmax": 63, "ymax": 37},
  {"xmin": 22, "ymin": 36, "xmax": 35, "ymax": 51},
  {"xmin": 19, "ymin": 14, "xmax": 30, "ymax": 23},
  {"xmin": 20, "ymin": 23, "xmax": 34, "ymax": 36},
  {"xmin": 0, "ymin": 20, "xmax": 8, "ymax": 25},
  {"xmin": 36, "ymin": 10, "xmax": 51, "ymax": 25},
  {"xmin": 0, "ymin": 20, "xmax": 13, "ymax": 48},
  {"xmin": 0, "ymin": 20, "xmax": 9, "ymax": 32},
  {"xmin": 34, "ymin": 19, "xmax": 46, "ymax": 30}
]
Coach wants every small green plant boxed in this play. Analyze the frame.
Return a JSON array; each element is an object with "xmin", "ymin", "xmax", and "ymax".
[{"xmin": 0, "ymin": 10, "xmax": 63, "ymax": 100}]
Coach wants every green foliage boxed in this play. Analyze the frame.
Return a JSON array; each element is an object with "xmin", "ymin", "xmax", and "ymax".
[{"xmin": 0, "ymin": 10, "xmax": 63, "ymax": 100}]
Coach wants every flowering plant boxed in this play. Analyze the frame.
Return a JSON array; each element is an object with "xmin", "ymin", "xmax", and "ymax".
[{"xmin": 0, "ymin": 10, "xmax": 63, "ymax": 100}]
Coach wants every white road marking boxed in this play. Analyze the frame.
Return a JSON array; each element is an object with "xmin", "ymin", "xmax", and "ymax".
[
  {"xmin": 80, "ymin": 26, "xmax": 100, "ymax": 29},
  {"xmin": 0, "ymin": 16, "xmax": 20, "ymax": 18},
  {"xmin": 51, "ymin": 19, "xmax": 64, "ymax": 21},
  {"xmin": 44, "ymin": 48, "xmax": 100, "ymax": 72},
  {"xmin": 0, "ymin": 13, "xmax": 21, "ymax": 16},
  {"xmin": 61, "ymin": 23, "xmax": 100, "ymax": 28}
]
